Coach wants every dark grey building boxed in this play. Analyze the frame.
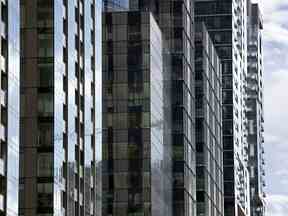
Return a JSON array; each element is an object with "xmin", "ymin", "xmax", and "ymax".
[
  {"xmin": 102, "ymin": 11, "xmax": 172, "ymax": 216},
  {"xmin": 0, "ymin": 1, "xmax": 20, "ymax": 215},
  {"xmin": 195, "ymin": 23, "xmax": 223, "ymax": 216},
  {"xmin": 19, "ymin": 0, "xmax": 102, "ymax": 215},
  {"xmin": 195, "ymin": 0, "xmax": 251, "ymax": 215},
  {"xmin": 164, "ymin": 2, "xmax": 197, "ymax": 214},
  {"xmin": 103, "ymin": 1, "xmax": 197, "ymax": 215},
  {"xmin": 247, "ymin": 2, "xmax": 265, "ymax": 216}
]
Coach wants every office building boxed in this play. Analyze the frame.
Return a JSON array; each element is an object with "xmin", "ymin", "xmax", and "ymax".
[
  {"xmin": 246, "ymin": 2, "xmax": 265, "ymax": 216},
  {"xmin": 195, "ymin": 0, "xmax": 251, "ymax": 215},
  {"xmin": 149, "ymin": 1, "xmax": 197, "ymax": 215},
  {"xmin": 0, "ymin": 0, "xmax": 20, "ymax": 215},
  {"xmin": 19, "ymin": 0, "xmax": 102, "ymax": 215},
  {"xmin": 195, "ymin": 22, "xmax": 223, "ymax": 216},
  {"xmin": 103, "ymin": 0, "xmax": 197, "ymax": 215},
  {"xmin": 102, "ymin": 11, "xmax": 172, "ymax": 216}
]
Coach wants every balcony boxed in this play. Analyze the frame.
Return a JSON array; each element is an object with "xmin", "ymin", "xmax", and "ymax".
[
  {"xmin": 79, "ymin": 192, "xmax": 83, "ymax": 206},
  {"xmin": 0, "ymin": 56, "xmax": 6, "ymax": 74},
  {"xmin": 0, "ymin": 21, "xmax": 6, "ymax": 39},
  {"xmin": 0, "ymin": 194, "xmax": 3, "ymax": 212},
  {"xmin": 74, "ymin": 188, "xmax": 78, "ymax": 202},
  {"xmin": 0, "ymin": 125, "xmax": 5, "ymax": 142},
  {"xmin": 0, "ymin": 90, "xmax": 6, "ymax": 107},
  {"xmin": 0, "ymin": 158, "xmax": 4, "ymax": 176},
  {"xmin": 90, "ymin": 176, "xmax": 94, "ymax": 188},
  {"xmin": 90, "ymin": 202, "xmax": 94, "ymax": 215},
  {"xmin": 79, "ymin": 137, "xmax": 83, "ymax": 151}
]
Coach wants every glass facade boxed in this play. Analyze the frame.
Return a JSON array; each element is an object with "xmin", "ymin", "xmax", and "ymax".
[
  {"xmin": 131, "ymin": 1, "xmax": 197, "ymax": 215},
  {"xmin": 0, "ymin": 0, "xmax": 20, "ymax": 215},
  {"xmin": 195, "ymin": 23, "xmax": 223, "ymax": 216},
  {"xmin": 103, "ymin": 1, "xmax": 196, "ymax": 215},
  {"xmin": 19, "ymin": 0, "xmax": 102, "ymax": 215},
  {"xmin": 102, "ymin": 11, "xmax": 172, "ymax": 216},
  {"xmin": 196, "ymin": 0, "xmax": 251, "ymax": 215},
  {"xmin": 163, "ymin": 1, "xmax": 196, "ymax": 215},
  {"xmin": 247, "ymin": 2, "xmax": 265, "ymax": 216},
  {"xmin": 103, "ymin": 0, "xmax": 129, "ymax": 11}
]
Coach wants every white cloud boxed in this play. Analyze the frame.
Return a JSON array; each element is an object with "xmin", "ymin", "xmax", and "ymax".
[
  {"xmin": 266, "ymin": 195, "xmax": 288, "ymax": 216},
  {"xmin": 257, "ymin": 0, "xmax": 288, "ymax": 198},
  {"xmin": 252, "ymin": 1, "xmax": 288, "ymax": 45},
  {"xmin": 264, "ymin": 22, "xmax": 288, "ymax": 45},
  {"xmin": 265, "ymin": 69, "xmax": 288, "ymax": 136}
]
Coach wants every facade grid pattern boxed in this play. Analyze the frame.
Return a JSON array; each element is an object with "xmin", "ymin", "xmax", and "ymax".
[
  {"xmin": 102, "ymin": 11, "xmax": 172, "ymax": 216},
  {"xmin": 195, "ymin": 0, "xmax": 251, "ymax": 215},
  {"xmin": 195, "ymin": 22, "xmax": 223, "ymax": 216}
]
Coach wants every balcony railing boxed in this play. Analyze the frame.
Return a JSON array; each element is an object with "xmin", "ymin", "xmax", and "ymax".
[
  {"xmin": 0, "ymin": 90, "xmax": 6, "ymax": 107},
  {"xmin": 0, "ymin": 194, "xmax": 4, "ymax": 211},
  {"xmin": 0, "ymin": 125, "xmax": 5, "ymax": 142},
  {"xmin": 0, "ymin": 158, "xmax": 4, "ymax": 176}
]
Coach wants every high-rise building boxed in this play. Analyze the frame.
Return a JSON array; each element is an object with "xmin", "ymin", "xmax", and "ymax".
[
  {"xmin": 195, "ymin": 0, "xmax": 251, "ymax": 215},
  {"xmin": 102, "ymin": 11, "xmax": 172, "ymax": 216},
  {"xmin": 19, "ymin": 0, "xmax": 102, "ymax": 215},
  {"xmin": 246, "ymin": 2, "xmax": 265, "ymax": 216},
  {"xmin": 153, "ymin": 1, "xmax": 197, "ymax": 215},
  {"xmin": 195, "ymin": 22, "xmax": 223, "ymax": 216},
  {"xmin": 103, "ymin": 1, "xmax": 197, "ymax": 215},
  {"xmin": 0, "ymin": 0, "xmax": 20, "ymax": 215},
  {"xmin": 101, "ymin": 0, "xmax": 196, "ymax": 216}
]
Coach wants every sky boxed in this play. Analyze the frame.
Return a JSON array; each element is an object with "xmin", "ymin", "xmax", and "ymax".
[{"xmin": 253, "ymin": 0, "xmax": 288, "ymax": 215}]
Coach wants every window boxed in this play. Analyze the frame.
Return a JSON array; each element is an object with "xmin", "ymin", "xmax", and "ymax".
[
  {"xmin": 37, "ymin": 153, "xmax": 53, "ymax": 177},
  {"xmin": 223, "ymin": 166, "xmax": 234, "ymax": 181},
  {"xmin": 37, "ymin": 3, "xmax": 53, "ymax": 28},
  {"xmin": 38, "ymin": 93, "xmax": 53, "ymax": 117},
  {"xmin": 38, "ymin": 123, "xmax": 53, "ymax": 147},
  {"xmin": 38, "ymin": 62, "xmax": 53, "ymax": 87},
  {"xmin": 223, "ymin": 90, "xmax": 233, "ymax": 104},
  {"xmin": 38, "ymin": 34, "xmax": 53, "ymax": 57}
]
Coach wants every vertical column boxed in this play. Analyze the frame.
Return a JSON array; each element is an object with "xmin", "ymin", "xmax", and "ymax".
[
  {"xmin": 93, "ymin": 0, "xmax": 102, "ymax": 215},
  {"xmin": 67, "ymin": 0, "xmax": 77, "ymax": 215},
  {"xmin": 6, "ymin": 1, "xmax": 20, "ymax": 215}
]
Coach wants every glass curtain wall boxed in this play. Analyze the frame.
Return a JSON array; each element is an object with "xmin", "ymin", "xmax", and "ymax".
[
  {"xmin": 102, "ymin": 11, "xmax": 172, "ymax": 216},
  {"xmin": 19, "ymin": 0, "xmax": 102, "ymax": 215},
  {"xmin": 195, "ymin": 22, "xmax": 224, "ymax": 216}
]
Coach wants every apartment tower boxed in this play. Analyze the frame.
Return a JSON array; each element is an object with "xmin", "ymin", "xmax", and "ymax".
[
  {"xmin": 247, "ymin": 2, "xmax": 265, "ymax": 216},
  {"xmin": 195, "ymin": 0, "xmax": 251, "ymax": 215},
  {"xmin": 19, "ymin": 0, "xmax": 102, "ymax": 215},
  {"xmin": 0, "ymin": 0, "xmax": 20, "ymax": 215}
]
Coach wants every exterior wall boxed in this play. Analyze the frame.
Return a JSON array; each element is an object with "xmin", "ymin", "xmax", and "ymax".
[
  {"xmin": 158, "ymin": 1, "xmax": 197, "ymax": 215},
  {"xmin": 0, "ymin": 0, "xmax": 20, "ymax": 215},
  {"xmin": 195, "ymin": 22, "xmax": 223, "ymax": 216},
  {"xmin": 103, "ymin": 0, "xmax": 129, "ymax": 11},
  {"xmin": 247, "ymin": 3, "xmax": 265, "ymax": 216},
  {"xmin": 102, "ymin": 1, "xmax": 196, "ymax": 215},
  {"xmin": 19, "ymin": 0, "xmax": 102, "ymax": 215},
  {"xmin": 195, "ymin": 0, "xmax": 251, "ymax": 215},
  {"xmin": 102, "ymin": 11, "xmax": 172, "ymax": 216}
]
